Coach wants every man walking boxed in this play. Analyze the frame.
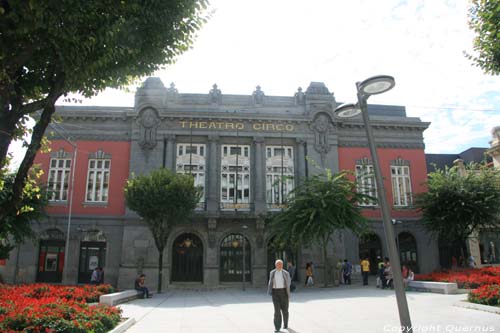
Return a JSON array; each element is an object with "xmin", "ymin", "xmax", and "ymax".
[
  {"xmin": 360, "ymin": 257, "xmax": 370, "ymax": 286},
  {"xmin": 268, "ymin": 259, "xmax": 291, "ymax": 333},
  {"xmin": 342, "ymin": 259, "xmax": 352, "ymax": 285}
]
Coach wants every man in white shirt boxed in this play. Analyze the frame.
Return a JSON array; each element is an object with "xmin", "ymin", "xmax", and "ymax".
[{"xmin": 267, "ymin": 259, "xmax": 291, "ymax": 333}]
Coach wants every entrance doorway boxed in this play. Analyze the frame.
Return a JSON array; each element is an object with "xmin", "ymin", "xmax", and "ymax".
[
  {"xmin": 36, "ymin": 229, "xmax": 65, "ymax": 283},
  {"xmin": 171, "ymin": 233, "xmax": 203, "ymax": 282},
  {"xmin": 220, "ymin": 234, "xmax": 251, "ymax": 282},
  {"xmin": 358, "ymin": 232, "xmax": 382, "ymax": 274},
  {"xmin": 398, "ymin": 232, "xmax": 419, "ymax": 273},
  {"xmin": 78, "ymin": 241, "xmax": 106, "ymax": 283}
]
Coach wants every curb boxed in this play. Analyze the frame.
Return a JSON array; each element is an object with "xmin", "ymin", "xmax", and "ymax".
[
  {"xmin": 108, "ymin": 317, "xmax": 136, "ymax": 333},
  {"xmin": 453, "ymin": 301, "xmax": 500, "ymax": 315}
]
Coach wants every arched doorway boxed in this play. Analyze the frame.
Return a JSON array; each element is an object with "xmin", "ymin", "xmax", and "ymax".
[
  {"xmin": 37, "ymin": 229, "xmax": 65, "ymax": 283},
  {"xmin": 358, "ymin": 232, "xmax": 382, "ymax": 274},
  {"xmin": 220, "ymin": 234, "xmax": 251, "ymax": 282},
  {"xmin": 267, "ymin": 236, "xmax": 298, "ymax": 281},
  {"xmin": 172, "ymin": 233, "xmax": 203, "ymax": 282},
  {"xmin": 78, "ymin": 230, "xmax": 106, "ymax": 283},
  {"xmin": 398, "ymin": 232, "xmax": 419, "ymax": 273}
]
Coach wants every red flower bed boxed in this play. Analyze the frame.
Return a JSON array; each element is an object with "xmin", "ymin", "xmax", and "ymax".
[
  {"xmin": 416, "ymin": 267, "xmax": 500, "ymax": 307},
  {"xmin": 416, "ymin": 266, "xmax": 500, "ymax": 289},
  {"xmin": 468, "ymin": 284, "xmax": 500, "ymax": 306},
  {"xmin": 0, "ymin": 284, "xmax": 121, "ymax": 333}
]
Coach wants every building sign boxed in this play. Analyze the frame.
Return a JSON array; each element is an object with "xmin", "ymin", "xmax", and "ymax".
[{"xmin": 179, "ymin": 120, "xmax": 294, "ymax": 132}]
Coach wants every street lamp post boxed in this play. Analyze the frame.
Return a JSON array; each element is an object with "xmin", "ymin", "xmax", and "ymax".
[
  {"xmin": 242, "ymin": 225, "xmax": 248, "ymax": 291},
  {"xmin": 335, "ymin": 75, "xmax": 412, "ymax": 332}
]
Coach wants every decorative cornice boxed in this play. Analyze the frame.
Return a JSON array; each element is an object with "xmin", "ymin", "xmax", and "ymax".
[
  {"xmin": 338, "ymin": 141, "xmax": 425, "ymax": 149},
  {"xmin": 391, "ymin": 156, "xmax": 411, "ymax": 166},
  {"xmin": 50, "ymin": 148, "xmax": 73, "ymax": 159},
  {"xmin": 88, "ymin": 149, "xmax": 111, "ymax": 159}
]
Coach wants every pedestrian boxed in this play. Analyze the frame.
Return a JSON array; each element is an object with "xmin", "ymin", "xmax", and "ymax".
[
  {"xmin": 90, "ymin": 267, "xmax": 100, "ymax": 285},
  {"xmin": 376, "ymin": 256, "xmax": 385, "ymax": 288},
  {"xmin": 134, "ymin": 274, "xmax": 152, "ymax": 299},
  {"xmin": 96, "ymin": 267, "xmax": 104, "ymax": 284},
  {"xmin": 336, "ymin": 259, "xmax": 344, "ymax": 285},
  {"xmin": 402, "ymin": 265, "xmax": 414, "ymax": 289},
  {"xmin": 342, "ymin": 259, "xmax": 352, "ymax": 285},
  {"xmin": 360, "ymin": 257, "xmax": 370, "ymax": 286},
  {"xmin": 305, "ymin": 262, "xmax": 314, "ymax": 287},
  {"xmin": 268, "ymin": 259, "xmax": 291, "ymax": 333},
  {"xmin": 287, "ymin": 261, "xmax": 296, "ymax": 292},
  {"xmin": 384, "ymin": 258, "xmax": 393, "ymax": 289}
]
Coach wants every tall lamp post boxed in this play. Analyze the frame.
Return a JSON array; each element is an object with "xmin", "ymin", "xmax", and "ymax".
[
  {"xmin": 242, "ymin": 225, "xmax": 248, "ymax": 291},
  {"xmin": 334, "ymin": 75, "xmax": 412, "ymax": 332}
]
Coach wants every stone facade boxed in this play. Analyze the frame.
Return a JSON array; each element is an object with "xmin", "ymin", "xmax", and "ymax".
[{"xmin": 0, "ymin": 78, "xmax": 437, "ymax": 290}]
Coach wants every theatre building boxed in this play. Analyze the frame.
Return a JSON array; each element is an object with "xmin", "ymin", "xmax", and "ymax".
[{"xmin": 1, "ymin": 78, "xmax": 437, "ymax": 289}]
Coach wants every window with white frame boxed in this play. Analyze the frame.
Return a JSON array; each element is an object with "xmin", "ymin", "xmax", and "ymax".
[
  {"xmin": 266, "ymin": 146, "xmax": 294, "ymax": 208},
  {"xmin": 391, "ymin": 163, "xmax": 412, "ymax": 207},
  {"xmin": 47, "ymin": 157, "xmax": 72, "ymax": 201},
  {"xmin": 355, "ymin": 161, "xmax": 377, "ymax": 206},
  {"xmin": 85, "ymin": 158, "xmax": 111, "ymax": 202},
  {"xmin": 220, "ymin": 144, "xmax": 251, "ymax": 209},
  {"xmin": 176, "ymin": 143, "xmax": 206, "ymax": 206}
]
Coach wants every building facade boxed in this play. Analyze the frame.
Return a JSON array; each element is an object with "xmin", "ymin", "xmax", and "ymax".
[{"xmin": 1, "ymin": 78, "xmax": 437, "ymax": 289}]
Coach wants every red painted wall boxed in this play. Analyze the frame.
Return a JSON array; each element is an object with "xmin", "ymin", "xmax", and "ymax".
[
  {"xmin": 34, "ymin": 140, "xmax": 131, "ymax": 216},
  {"xmin": 338, "ymin": 147, "xmax": 428, "ymax": 219}
]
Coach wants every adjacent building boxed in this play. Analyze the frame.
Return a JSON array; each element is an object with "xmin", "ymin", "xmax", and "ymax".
[{"xmin": 1, "ymin": 78, "xmax": 435, "ymax": 289}]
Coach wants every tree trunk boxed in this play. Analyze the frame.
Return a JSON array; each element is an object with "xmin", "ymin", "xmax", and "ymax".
[
  {"xmin": 0, "ymin": 103, "xmax": 58, "ymax": 221},
  {"xmin": 0, "ymin": 105, "xmax": 21, "ymax": 168},
  {"xmin": 158, "ymin": 248, "xmax": 163, "ymax": 293},
  {"xmin": 322, "ymin": 236, "xmax": 329, "ymax": 288}
]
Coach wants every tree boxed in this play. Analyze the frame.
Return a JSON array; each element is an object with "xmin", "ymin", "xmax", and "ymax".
[
  {"xmin": 417, "ymin": 163, "xmax": 500, "ymax": 263},
  {"xmin": 267, "ymin": 170, "xmax": 369, "ymax": 287},
  {"xmin": 0, "ymin": 0, "xmax": 209, "ymax": 222},
  {"xmin": 124, "ymin": 168, "xmax": 201, "ymax": 292},
  {"xmin": 0, "ymin": 167, "xmax": 47, "ymax": 260},
  {"xmin": 467, "ymin": 0, "xmax": 500, "ymax": 75}
]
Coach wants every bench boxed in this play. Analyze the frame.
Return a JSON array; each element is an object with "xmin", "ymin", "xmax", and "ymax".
[
  {"xmin": 408, "ymin": 281, "xmax": 458, "ymax": 294},
  {"xmin": 99, "ymin": 290, "xmax": 142, "ymax": 306}
]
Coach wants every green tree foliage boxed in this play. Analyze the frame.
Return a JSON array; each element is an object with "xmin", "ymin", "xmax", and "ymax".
[
  {"xmin": 0, "ymin": 0, "xmax": 209, "ymax": 222},
  {"xmin": 267, "ymin": 170, "xmax": 369, "ymax": 287},
  {"xmin": 467, "ymin": 0, "xmax": 500, "ymax": 75},
  {"xmin": 417, "ymin": 163, "xmax": 500, "ymax": 253},
  {"xmin": 0, "ymin": 167, "xmax": 47, "ymax": 260},
  {"xmin": 124, "ymin": 168, "xmax": 201, "ymax": 292}
]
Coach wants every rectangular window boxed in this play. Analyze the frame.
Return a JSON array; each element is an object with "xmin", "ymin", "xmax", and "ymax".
[
  {"xmin": 221, "ymin": 144, "xmax": 251, "ymax": 210},
  {"xmin": 391, "ymin": 165, "xmax": 412, "ymax": 207},
  {"xmin": 266, "ymin": 146, "xmax": 294, "ymax": 209},
  {"xmin": 355, "ymin": 164, "xmax": 377, "ymax": 206},
  {"xmin": 85, "ymin": 158, "xmax": 111, "ymax": 202},
  {"xmin": 47, "ymin": 158, "xmax": 72, "ymax": 201},
  {"xmin": 176, "ymin": 143, "xmax": 206, "ymax": 209}
]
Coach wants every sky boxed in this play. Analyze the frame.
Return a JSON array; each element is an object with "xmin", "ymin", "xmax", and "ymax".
[{"xmin": 9, "ymin": 0, "xmax": 500, "ymax": 164}]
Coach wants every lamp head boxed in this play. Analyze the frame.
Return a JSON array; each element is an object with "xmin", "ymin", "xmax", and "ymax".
[
  {"xmin": 334, "ymin": 103, "xmax": 361, "ymax": 118},
  {"xmin": 358, "ymin": 75, "xmax": 395, "ymax": 96}
]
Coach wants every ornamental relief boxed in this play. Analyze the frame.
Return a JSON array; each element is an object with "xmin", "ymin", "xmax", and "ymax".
[
  {"xmin": 311, "ymin": 112, "xmax": 335, "ymax": 166},
  {"xmin": 137, "ymin": 107, "xmax": 160, "ymax": 150}
]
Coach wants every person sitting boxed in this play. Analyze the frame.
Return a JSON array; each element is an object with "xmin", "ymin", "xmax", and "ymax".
[{"xmin": 135, "ymin": 274, "xmax": 152, "ymax": 298}]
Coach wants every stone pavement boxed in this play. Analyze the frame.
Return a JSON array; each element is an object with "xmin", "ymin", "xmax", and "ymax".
[{"xmin": 119, "ymin": 285, "xmax": 500, "ymax": 333}]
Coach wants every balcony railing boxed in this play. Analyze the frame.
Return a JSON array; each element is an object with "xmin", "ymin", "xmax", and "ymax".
[
  {"xmin": 266, "ymin": 203, "xmax": 288, "ymax": 210},
  {"xmin": 220, "ymin": 202, "xmax": 253, "ymax": 211}
]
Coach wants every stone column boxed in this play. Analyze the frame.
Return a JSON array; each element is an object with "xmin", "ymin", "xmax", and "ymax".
[
  {"xmin": 253, "ymin": 137, "xmax": 266, "ymax": 214},
  {"xmin": 296, "ymin": 139, "xmax": 306, "ymax": 182},
  {"xmin": 207, "ymin": 136, "xmax": 219, "ymax": 213},
  {"xmin": 165, "ymin": 134, "xmax": 176, "ymax": 171}
]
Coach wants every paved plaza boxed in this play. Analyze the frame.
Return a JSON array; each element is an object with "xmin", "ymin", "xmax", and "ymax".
[{"xmin": 119, "ymin": 284, "xmax": 500, "ymax": 333}]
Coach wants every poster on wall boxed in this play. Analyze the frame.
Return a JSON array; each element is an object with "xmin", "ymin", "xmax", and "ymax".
[{"xmin": 89, "ymin": 256, "xmax": 99, "ymax": 270}]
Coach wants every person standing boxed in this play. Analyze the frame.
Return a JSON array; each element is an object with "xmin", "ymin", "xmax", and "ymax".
[
  {"xmin": 360, "ymin": 257, "xmax": 370, "ymax": 286},
  {"xmin": 268, "ymin": 259, "xmax": 291, "ymax": 333},
  {"xmin": 305, "ymin": 262, "xmax": 314, "ymax": 287},
  {"xmin": 342, "ymin": 259, "xmax": 352, "ymax": 285},
  {"xmin": 90, "ymin": 267, "xmax": 100, "ymax": 285},
  {"xmin": 384, "ymin": 258, "xmax": 393, "ymax": 289},
  {"xmin": 376, "ymin": 256, "xmax": 385, "ymax": 288},
  {"xmin": 336, "ymin": 259, "xmax": 344, "ymax": 285}
]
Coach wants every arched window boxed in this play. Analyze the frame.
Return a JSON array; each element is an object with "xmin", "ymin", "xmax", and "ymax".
[
  {"xmin": 37, "ymin": 229, "xmax": 65, "ymax": 283},
  {"xmin": 220, "ymin": 234, "xmax": 251, "ymax": 282}
]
